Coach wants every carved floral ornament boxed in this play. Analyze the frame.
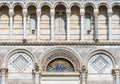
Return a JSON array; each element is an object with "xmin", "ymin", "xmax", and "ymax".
[{"xmin": 42, "ymin": 49, "xmax": 80, "ymax": 72}]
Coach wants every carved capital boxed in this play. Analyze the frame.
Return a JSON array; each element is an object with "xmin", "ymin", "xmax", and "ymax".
[
  {"xmin": 33, "ymin": 63, "xmax": 41, "ymax": 75},
  {"xmin": 80, "ymin": 9, "xmax": 85, "ymax": 16},
  {"xmin": 23, "ymin": 9, "xmax": 27, "ymax": 15},
  {"xmin": 0, "ymin": 68, "xmax": 8, "ymax": 75},
  {"xmin": 66, "ymin": 9, "xmax": 71, "ymax": 14},
  {"xmin": 36, "ymin": 9, "xmax": 41, "ymax": 16},
  {"xmin": 9, "ymin": 9, "xmax": 14, "ymax": 16},
  {"xmin": 50, "ymin": 9, "xmax": 55, "ymax": 16},
  {"xmin": 94, "ymin": 9, "xmax": 99, "ymax": 16},
  {"xmin": 112, "ymin": 68, "xmax": 120, "ymax": 77},
  {"xmin": 108, "ymin": 9, "xmax": 113, "ymax": 16},
  {"xmin": 79, "ymin": 65, "xmax": 88, "ymax": 77}
]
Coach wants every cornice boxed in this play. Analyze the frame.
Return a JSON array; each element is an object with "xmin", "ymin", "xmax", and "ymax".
[{"xmin": 0, "ymin": 41, "xmax": 120, "ymax": 46}]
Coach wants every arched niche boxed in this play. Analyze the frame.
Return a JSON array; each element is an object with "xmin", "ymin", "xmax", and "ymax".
[{"xmin": 42, "ymin": 49, "xmax": 80, "ymax": 72}]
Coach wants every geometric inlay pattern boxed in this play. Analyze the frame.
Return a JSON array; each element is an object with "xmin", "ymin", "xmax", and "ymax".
[
  {"xmin": 92, "ymin": 55, "xmax": 109, "ymax": 72},
  {"xmin": 88, "ymin": 53, "xmax": 113, "ymax": 74},
  {"xmin": 13, "ymin": 54, "xmax": 29, "ymax": 71},
  {"xmin": 10, "ymin": 53, "xmax": 31, "ymax": 72}
]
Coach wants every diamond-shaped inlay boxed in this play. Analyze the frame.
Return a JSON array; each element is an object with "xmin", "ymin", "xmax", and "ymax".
[
  {"xmin": 92, "ymin": 55, "xmax": 109, "ymax": 71},
  {"xmin": 13, "ymin": 54, "xmax": 29, "ymax": 71}
]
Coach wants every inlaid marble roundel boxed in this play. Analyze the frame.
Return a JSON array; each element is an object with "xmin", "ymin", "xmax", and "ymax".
[
  {"xmin": 8, "ymin": 53, "xmax": 33, "ymax": 72},
  {"xmin": 88, "ymin": 53, "xmax": 113, "ymax": 74}
]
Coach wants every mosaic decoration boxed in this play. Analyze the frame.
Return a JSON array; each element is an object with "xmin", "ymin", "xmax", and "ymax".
[
  {"xmin": 46, "ymin": 58, "xmax": 74, "ymax": 72},
  {"xmin": 42, "ymin": 49, "xmax": 80, "ymax": 72},
  {"xmin": 88, "ymin": 54, "xmax": 113, "ymax": 73}
]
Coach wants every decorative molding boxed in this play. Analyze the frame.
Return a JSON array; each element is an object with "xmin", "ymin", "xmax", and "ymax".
[{"xmin": 0, "ymin": 41, "xmax": 120, "ymax": 46}]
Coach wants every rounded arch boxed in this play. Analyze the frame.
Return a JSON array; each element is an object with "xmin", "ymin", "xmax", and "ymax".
[
  {"xmin": 4, "ymin": 48, "xmax": 37, "ymax": 67},
  {"xmin": 111, "ymin": 2, "xmax": 120, "ymax": 9},
  {"xmin": 39, "ymin": 2, "xmax": 52, "ymax": 9},
  {"xmin": 12, "ymin": 2, "xmax": 24, "ymax": 9},
  {"xmin": 39, "ymin": 46, "xmax": 83, "ymax": 72},
  {"xmin": 84, "ymin": 2, "xmax": 96, "ymax": 9},
  {"xmin": 85, "ymin": 49, "xmax": 116, "ymax": 67},
  {"xmin": 53, "ymin": 1, "xmax": 68, "ymax": 9},
  {"xmin": 69, "ymin": 2, "xmax": 82, "ymax": 9},
  {"xmin": 26, "ymin": 2, "xmax": 38, "ymax": 9},
  {"xmin": 0, "ymin": 2, "xmax": 11, "ymax": 9},
  {"xmin": 97, "ymin": 2, "xmax": 109, "ymax": 9}
]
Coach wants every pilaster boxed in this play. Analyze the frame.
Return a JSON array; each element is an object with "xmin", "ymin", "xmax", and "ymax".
[
  {"xmin": 0, "ymin": 68, "xmax": 8, "ymax": 84},
  {"xmin": 79, "ymin": 65, "xmax": 88, "ymax": 84},
  {"xmin": 33, "ymin": 63, "xmax": 40, "ymax": 84},
  {"xmin": 112, "ymin": 68, "xmax": 120, "ymax": 84}
]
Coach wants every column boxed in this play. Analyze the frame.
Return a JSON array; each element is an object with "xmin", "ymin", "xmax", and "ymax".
[
  {"xmin": 50, "ymin": 9, "xmax": 55, "ymax": 41},
  {"xmin": 9, "ymin": 9, "xmax": 14, "ymax": 39},
  {"xmin": 1, "ymin": 68, "xmax": 8, "ymax": 84},
  {"xmin": 66, "ymin": 9, "xmax": 71, "ymax": 41},
  {"xmin": 37, "ymin": 9, "xmax": 41, "ymax": 39},
  {"xmin": 112, "ymin": 69, "xmax": 120, "ymax": 84},
  {"xmin": 94, "ymin": 9, "xmax": 99, "ymax": 42},
  {"xmin": 33, "ymin": 63, "xmax": 40, "ymax": 84},
  {"xmin": 23, "ymin": 9, "xmax": 27, "ymax": 39},
  {"xmin": 80, "ymin": 9, "xmax": 85, "ymax": 40},
  {"xmin": 108, "ymin": 9, "xmax": 113, "ymax": 40},
  {"xmin": 79, "ymin": 65, "xmax": 88, "ymax": 84}
]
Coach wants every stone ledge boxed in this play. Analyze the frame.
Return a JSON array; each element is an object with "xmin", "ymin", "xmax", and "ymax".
[{"xmin": 0, "ymin": 41, "xmax": 120, "ymax": 46}]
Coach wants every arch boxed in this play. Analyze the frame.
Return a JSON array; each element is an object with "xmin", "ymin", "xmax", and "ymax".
[
  {"xmin": 39, "ymin": 46, "xmax": 83, "ymax": 71},
  {"xmin": 85, "ymin": 49, "xmax": 116, "ymax": 67},
  {"xmin": 12, "ymin": 2, "xmax": 24, "ymax": 9},
  {"xmin": 39, "ymin": 2, "xmax": 52, "ymax": 9},
  {"xmin": 0, "ymin": 2, "xmax": 11, "ymax": 9},
  {"xmin": 26, "ymin": 2, "xmax": 38, "ymax": 9},
  {"xmin": 84, "ymin": 2, "xmax": 96, "ymax": 9},
  {"xmin": 4, "ymin": 48, "xmax": 37, "ymax": 67},
  {"xmin": 69, "ymin": 2, "xmax": 82, "ymax": 9},
  {"xmin": 53, "ymin": 1, "xmax": 68, "ymax": 9},
  {"xmin": 111, "ymin": 2, "xmax": 120, "ymax": 9},
  {"xmin": 97, "ymin": 2, "xmax": 109, "ymax": 9}
]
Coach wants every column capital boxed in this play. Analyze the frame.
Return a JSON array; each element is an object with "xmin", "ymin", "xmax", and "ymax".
[
  {"xmin": 94, "ymin": 9, "xmax": 99, "ymax": 16},
  {"xmin": 9, "ymin": 9, "xmax": 14, "ymax": 16},
  {"xmin": 108, "ymin": 9, "xmax": 113, "ymax": 16},
  {"xmin": 23, "ymin": 9, "xmax": 27, "ymax": 15},
  {"xmin": 112, "ymin": 68, "xmax": 120, "ymax": 77},
  {"xmin": 79, "ymin": 65, "xmax": 88, "ymax": 77},
  {"xmin": 32, "ymin": 63, "xmax": 41, "ymax": 75},
  {"xmin": 66, "ymin": 9, "xmax": 71, "ymax": 14},
  {"xmin": 0, "ymin": 68, "xmax": 8, "ymax": 75},
  {"xmin": 80, "ymin": 9, "xmax": 85, "ymax": 15},
  {"xmin": 36, "ymin": 9, "xmax": 41, "ymax": 15},
  {"xmin": 50, "ymin": 9, "xmax": 55, "ymax": 16}
]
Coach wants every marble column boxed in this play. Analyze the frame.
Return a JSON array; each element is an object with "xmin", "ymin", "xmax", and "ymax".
[
  {"xmin": 94, "ymin": 9, "xmax": 99, "ymax": 42},
  {"xmin": 1, "ymin": 68, "xmax": 8, "ymax": 84},
  {"xmin": 108, "ymin": 9, "xmax": 113, "ymax": 40},
  {"xmin": 66, "ymin": 9, "xmax": 71, "ymax": 41},
  {"xmin": 23, "ymin": 9, "xmax": 27, "ymax": 39},
  {"xmin": 37, "ymin": 9, "xmax": 41, "ymax": 39},
  {"xmin": 50, "ymin": 9, "xmax": 55, "ymax": 41},
  {"xmin": 79, "ymin": 65, "xmax": 88, "ymax": 84},
  {"xmin": 80, "ymin": 9, "xmax": 85, "ymax": 40},
  {"xmin": 112, "ymin": 69, "xmax": 120, "ymax": 84},
  {"xmin": 9, "ymin": 9, "xmax": 14, "ymax": 39}
]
